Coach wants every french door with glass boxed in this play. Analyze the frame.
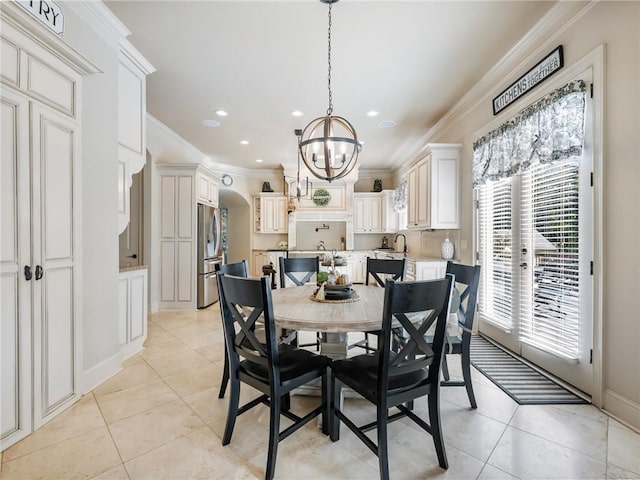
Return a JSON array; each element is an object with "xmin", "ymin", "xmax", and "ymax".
[{"xmin": 474, "ymin": 73, "xmax": 594, "ymax": 396}]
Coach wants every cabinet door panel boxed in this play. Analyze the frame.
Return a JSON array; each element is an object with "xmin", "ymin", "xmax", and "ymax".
[
  {"xmin": 31, "ymin": 103, "xmax": 78, "ymax": 428},
  {"xmin": 160, "ymin": 241, "xmax": 176, "ymax": 302},
  {"xmin": 37, "ymin": 266, "xmax": 75, "ymax": 421},
  {"xmin": 118, "ymin": 56, "xmax": 143, "ymax": 155},
  {"xmin": 129, "ymin": 274, "xmax": 146, "ymax": 341},
  {"xmin": 177, "ymin": 241, "xmax": 192, "ymax": 302},
  {"xmin": 40, "ymin": 116, "xmax": 74, "ymax": 260},
  {"xmin": 118, "ymin": 277, "xmax": 128, "ymax": 346},
  {"xmin": 0, "ymin": 91, "xmax": 32, "ymax": 449}
]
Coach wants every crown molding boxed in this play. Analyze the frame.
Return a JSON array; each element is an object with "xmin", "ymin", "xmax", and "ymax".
[
  {"xmin": 63, "ymin": 1, "xmax": 130, "ymax": 49},
  {"xmin": 393, "ymin": 0, "xmax": 598, "ymax": 170},
  {"xmin": 120, "ymin": 39, "xmax": 155, "ymax": 75},
  {"xmin": 147, "ymin": 114, "xmax": 280, "ymax": 178},
  {"xmin": 0, "ymin": 2, "xmax": 101, "ymax": 75}
]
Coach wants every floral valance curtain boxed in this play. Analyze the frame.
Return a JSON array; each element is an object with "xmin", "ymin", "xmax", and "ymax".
[
  {"xmin": 473, "ymin": 79, "xmax": 586, "ymax": 187},
  {"xmin": 393, "ymin": 180, "xmax": 407, "ymax": 211}
]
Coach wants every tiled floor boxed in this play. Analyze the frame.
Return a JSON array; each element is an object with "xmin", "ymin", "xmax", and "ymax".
[{"xmin": 2, "ymin": 305, "xmax": 639, "ymax": 479}]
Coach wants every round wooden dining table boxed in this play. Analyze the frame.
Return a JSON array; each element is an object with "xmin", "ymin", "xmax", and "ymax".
[{"xmin": 270, "ymin": 284, "xmax": 385, "ymax": 359}]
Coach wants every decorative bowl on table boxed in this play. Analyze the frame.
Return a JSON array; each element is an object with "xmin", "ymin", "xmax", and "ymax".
[{"xmin": 324, "ymin": 287, "xmax": 357, "ymax": 301}]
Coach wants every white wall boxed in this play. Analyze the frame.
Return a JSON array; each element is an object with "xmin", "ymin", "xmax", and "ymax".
[
  {"xmin": 60, "ymin": 4, "xmax": 121, "ymax": 383},
  {"xmin": 419, "ymin": 2, "xmax": 640, "ymax": 428}
]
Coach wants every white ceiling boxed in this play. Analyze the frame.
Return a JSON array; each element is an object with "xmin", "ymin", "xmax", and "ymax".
[{"xmin": 106, "ymin": 1, "xmax": 554, "ymax": 172}]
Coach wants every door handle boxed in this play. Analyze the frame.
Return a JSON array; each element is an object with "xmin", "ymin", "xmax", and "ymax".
[
  {"xmin": 127, "ymin": 254, "xmax": 137, "ymax": 259},
  {"xmin": 35, "ymin": 265, "xmax": 43, "ymax": 280},
  {"xmin": 24, "ymin": 265, "xmax": 33, "ymax": 281},
  {"xmin": 520, "ymin": 262, "xmax": 528, "ymax": 269}
]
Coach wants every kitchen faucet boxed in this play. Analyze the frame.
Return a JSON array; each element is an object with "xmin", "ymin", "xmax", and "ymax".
[{"xmin": 394, "ymin": 234, "xmax": 407, "ymax": 254}]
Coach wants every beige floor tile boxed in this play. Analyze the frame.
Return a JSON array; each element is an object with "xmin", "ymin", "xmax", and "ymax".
[
  {"xmin": 96, "ymin": 380, "xmax": 179, "ymax": 424},
  {"xmin": 143, "ymin": 325, "xmax": 177, "ymax": 347},
  {"xmin": 170, "ymin": 322, "xmax": 221, "ymax": 349},
  {"xmin": 477, "ymin": 463, "xmax": 520, "ymax": 479},
  {"xmin": 93, "ymin": 360, "xmax": 161, "ymax": 398},
  {"xmin": 108, "ymin": 399, "xmax": 205, "ymax": 462},
  {"xmin": 488, "ymin": 425, "xmax": 607, "ymax": 479},
  {"xmin": 366, "ymin": 437, "xmax": 486, "ymax": 480},
  {"xmin": 607, "ymin": 420, "xmax": 640, "ymax": 474},
  {"xmin": 247, "ymin": 423, "xmax": 378, "ymax": 479},
  {"xmin": 607, "ymin": 463, "xmax": 640, "ymax": 479},
  {"xmin": 424, "ymin": 399, "xmax": 509, "ymax": 463},
  {"xmin": 139, "ymin": 336, "xmax": 190, "ymax": 359},
  {"xmin": 90, "ymin": 464, "xmax": 130, "ymax": 480},
  {"xmin": 149, "ymin": 312, "xmax": 200, "ymax": 332},
  {"xmin": 3, "ymin": 394, "xmax": 106, "ymax": 461},
  {"xmin": 194, "ymin": 341, "xmax": 226, "ymax": 362},
  {"xmin": 509, "ymin": 404, "xmax": 608, "ymax": 462},
  {"xmin": 1, "ymin": 426, "xmax": 121, "ymax": 480},
  {"xmin": 163, "ymin": 362, "xmax": 220, "ymax": 397},
  {"xmin": 440, "ymin": 379, "xmax": 520, "ymax": 425},
  {"xmin": 182, "ymin": 386, "xmax": 230, "ymax": 425},
  {"xmin": 124, "ymin": 426, "xmax": 258, "ymax": 479},
  {"xmin": 141, "ymin": 346, "xmax": 211, "ymax": 378}
]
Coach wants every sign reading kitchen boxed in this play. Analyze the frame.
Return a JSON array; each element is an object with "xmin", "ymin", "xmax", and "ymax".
[{"xmin": 492, "ymin": 46, "xmax": 563, "ymax": 115}]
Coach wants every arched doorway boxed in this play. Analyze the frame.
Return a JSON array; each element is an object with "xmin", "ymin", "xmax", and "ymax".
[{"xmin": 219, "ymin": 190, "xmax": 251, "ymax": 265}]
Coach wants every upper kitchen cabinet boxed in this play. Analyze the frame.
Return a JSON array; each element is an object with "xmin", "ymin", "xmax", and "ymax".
[
  {"xmin": 254, "ymin": 193, "xmax": 288, "ymax": 234},
  {"xmin": 196, "ymin": 170, "xmax": 219, "ymax": 207},
  {"xmin": 353, "ymin": 191, "xmax": 398, "ymax": 234},
  {"xmin": 117, "ymin": 41, "xmax": 155, "ymax": 234},
  {"xmin": 407, "ymin": 143, "xmax": 461, "ymax": 230}
]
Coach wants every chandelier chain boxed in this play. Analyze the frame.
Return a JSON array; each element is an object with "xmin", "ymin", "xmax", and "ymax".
[{"xmin": 327, "ymin": 1, "xmax": 333, "ymax": 116}]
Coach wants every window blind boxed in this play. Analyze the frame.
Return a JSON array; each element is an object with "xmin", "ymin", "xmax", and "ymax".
[
  {"xmin": 477, "ymin": 178, "xmax": 514, "ymax": 331},
  {"xmin": 519, "ymin": 159, "xmax": 581, "ymax": 360}
]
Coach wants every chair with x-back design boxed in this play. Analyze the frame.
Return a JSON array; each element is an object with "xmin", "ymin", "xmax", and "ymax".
[
  {"xmin": 279, "ymin": 256, "xmax": 321, "ymax": 350},
  {"xmin": 217, "ymin": 272, "xmax": 331, "ymax": 480},
  {"xmin": 330, "ymin": 276, "xmax": 454, "ymax": 479}
]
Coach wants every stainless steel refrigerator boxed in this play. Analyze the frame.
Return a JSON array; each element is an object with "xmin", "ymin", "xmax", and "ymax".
[{"xmin": 197, "ymin": 203, "xmax": 222, "ymax": 308}]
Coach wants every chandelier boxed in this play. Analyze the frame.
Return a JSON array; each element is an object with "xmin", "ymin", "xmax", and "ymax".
[
  {"xmin": 298, "ymin": 0, "xmax": 361, "ymax": 183},
  {"xmin": 285, "ymin": 129, "xmax": 312, "ymax": 204}
]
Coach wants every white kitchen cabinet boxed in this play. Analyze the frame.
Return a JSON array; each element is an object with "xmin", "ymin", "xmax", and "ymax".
[
  {"xmin": 118, "ymin": 268, "xmax": 148, "ymax": 360},
  {"xmin": 354, "ymin": 194, "xmax": 382, "ymax": 233},
  {"xmin": 196, "ymin": 171, "xmax": 219, "ymax": 207},
  {"xmin": 354, "ymin": 191, "xmax": 398, "ymax": 234},
  {"xmin": 254, "ymin": 194, "xmax": 288, "ymax": 233},
  {"xmin": 1, "ymin": 14, "xmax": 95, "ymax": 448},
  {"xmin": 416, "ymin": 261, "xmax": 447, "ymax": 280},
  {"xmin": 406, "ymin": 144, "xmax": 461, "ymax": 230},
  {"xmin": 117, "ymin": 42, "xmax": 155, "ymax": 234}
]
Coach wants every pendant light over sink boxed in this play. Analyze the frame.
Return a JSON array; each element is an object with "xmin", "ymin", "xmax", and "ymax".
[{"xmin": 298, "ymin": 0, "xmax": 361, "ymax": 183}]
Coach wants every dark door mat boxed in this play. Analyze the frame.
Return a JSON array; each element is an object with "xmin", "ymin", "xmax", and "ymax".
[{"xmin": 470, "ymin": 335, "xmax": 589, "ymax": 405}]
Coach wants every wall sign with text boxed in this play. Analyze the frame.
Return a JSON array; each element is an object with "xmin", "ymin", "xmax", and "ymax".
[
  {"xmin": 14, "ymin": 0, "xmax": 64, "ymax": 35},
  {"xmin": 492, "ymin": 46, "xmax": 563, "ymax": 115}
]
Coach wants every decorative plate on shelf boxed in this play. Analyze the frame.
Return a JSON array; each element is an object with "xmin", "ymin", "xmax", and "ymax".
[{"xmin": 312, "ymin": 188, "xmax": 331, "ymax": 206}]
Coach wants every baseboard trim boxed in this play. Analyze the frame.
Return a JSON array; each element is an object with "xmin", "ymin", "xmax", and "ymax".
[
  {"xmin": 81, "ymin": 353, "xmax": 122, "ymax": 394},
  {"xmin": 120, "ymin": 337, "xmax": 146, "ymax": 362},
  {"xmin": 603, "ymin": 389, "xmax": 640, "ymax": 433}
]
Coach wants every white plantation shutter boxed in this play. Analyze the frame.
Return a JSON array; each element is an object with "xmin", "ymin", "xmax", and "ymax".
[
  {"xmin": 519, "ymin": 159, "xmax": 581, "ymax": 360},
  {"xmin": 477, "ymin": 178, "xmax": 514, "ymax": 331}
]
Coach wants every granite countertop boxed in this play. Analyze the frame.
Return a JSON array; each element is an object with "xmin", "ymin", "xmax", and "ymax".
[{"xmin": 119, "ymin": 265, "xmax": 148, "ymax": 273}]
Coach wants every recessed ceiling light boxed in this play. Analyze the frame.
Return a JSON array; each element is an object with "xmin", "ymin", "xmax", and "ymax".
[
  {"xmin": 240, "ymin": 140, "xmax": 249, "ymax": 145},
  {"xmin": 215, "ymin": 110, "xmax": 228, "ymax": 117},
  {"xmin": 378, "ymin": 120, "xmax": 396, "ymax": 129},
  {"xmin": 202, "ymin": 119, "xmax": 220, "ymax": 128},
  {"xmin": 366, "ymin": 111, "xmax": 379, "ymax": 117},
  {"xmin": 255, "ymin": 159, "xmax": 263, "ymax": 163},
  {"xmin": 291, "ymin": 110, "xmax": 304, "ymax": 117}
]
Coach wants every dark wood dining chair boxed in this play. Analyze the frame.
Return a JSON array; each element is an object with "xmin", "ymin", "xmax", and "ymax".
[
  {"xmin": 350, "ymin": 257, "xmax": 408, "ymax": 352},
  {"xmin": 279, "ymin": 256, "xmax": 321, "ymax": 350},
  {"xmin": 215, "ymin": 260, "xmax": 249, "ymax": 399},
  {"xmin": 217, "ymin": 272, "xmax": 331, "ymax": 480},
  {"xmin": 330, "ymin": 276, "xmax": 454, "ymax": 480},
  {"xmin": 439, "ymin": 261, "xmax": 481, "ymax": 408}
]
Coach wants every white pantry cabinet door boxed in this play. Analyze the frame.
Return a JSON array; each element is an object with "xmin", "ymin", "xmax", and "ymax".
[
  {"xmin": 30, "ymin": 102, "xmax": 79, "ymax": 429},
  {"xmin": 0, "ymin": 89, "xmax": 32, "ymax": 450}
]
